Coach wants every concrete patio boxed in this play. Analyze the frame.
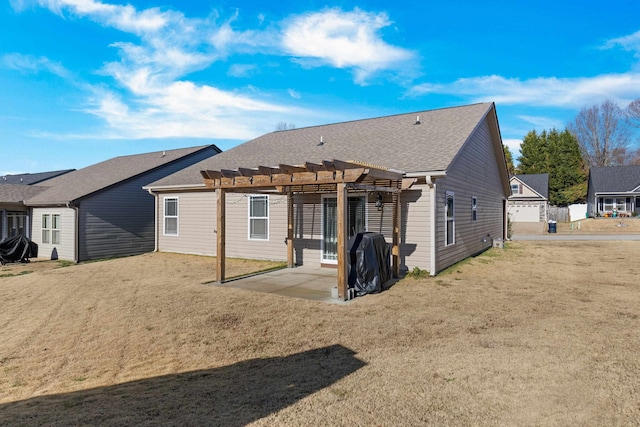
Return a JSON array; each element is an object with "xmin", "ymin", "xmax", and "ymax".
[{"xmin": 216, "ymin": 265, "xmax": 350, "ymax": 304}]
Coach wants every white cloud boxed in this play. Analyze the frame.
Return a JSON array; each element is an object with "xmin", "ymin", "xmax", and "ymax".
[
  {"xmin": 282, "ymin": 8, "xmax": 414, "ymax": 83},
  {"xmin": 517, "ymin": 115, "xmax": 564, "ymax": 130},
  {"xmin": 502, "ymin": 138, "xmax": 523, "ymax": 157},
  {"xmin": 228, "ymin": 63, "xmax": 259, "ymax": 78},
  {"xmin": 11, "ymin": 1, "xmax": 413, "ymax": 140},
  {"xmin": 288, "ymin": 89, "xmax": 301, "ymax": 99},
  {"xmin": 0, "ymin": 53, "xmax": 71, "ymax": 78},
  {"xmin": 408, "ymin": 73, "xmax": 640, "ymax": 108},
  {"xmin": 603, "ymin": 30, "xmax": 640, "ymax": 54}
]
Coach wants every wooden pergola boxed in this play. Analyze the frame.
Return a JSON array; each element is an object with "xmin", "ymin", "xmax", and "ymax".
[{"xmin": 201, "ymin": 159, "xmax": 415, "ymax": 301}]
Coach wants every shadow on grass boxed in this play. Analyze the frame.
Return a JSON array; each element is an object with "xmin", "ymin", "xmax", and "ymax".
[{"xmin": 0, "ymin": 344, "xmax": 365, "ymax": 426}]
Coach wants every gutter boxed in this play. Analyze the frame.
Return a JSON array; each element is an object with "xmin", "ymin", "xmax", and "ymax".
[
  {"xmin": 66, "ymin": 202, "xmax": 80, "ymax": 263},
  {"xmin": 146, "ymin": 188, "xmax": 159, "ymax": 252}
]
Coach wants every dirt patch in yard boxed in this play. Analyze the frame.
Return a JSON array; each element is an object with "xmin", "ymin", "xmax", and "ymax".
[{"xmin": 1, "ymin": 244, "xmax": 640, "ymax": 426}]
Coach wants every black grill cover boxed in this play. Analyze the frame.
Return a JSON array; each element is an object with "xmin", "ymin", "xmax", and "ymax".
[
  {"xmin": 0, "ymin": 235, "xmax": 39, "ymax": 265},
  {"xmin": 348, "ymin": 232, "xmax": 391, "ymax": 295}
]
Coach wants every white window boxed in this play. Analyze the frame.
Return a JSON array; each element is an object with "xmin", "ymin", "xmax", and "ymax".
[
  {"xmin": 471, "ymin": 196, "xmax": 478, "ymax": 222},
  {"xmin": 446, "ymin": 191, "xmax": 455, "ymax": 246},
  {"xmin": 42, "ymin": 214, "xmax": 50, "ymax": 244},
  {"xmin": 510, "ymin": 183, "xmax": 521, "ymax": 195},
  {"xmin": 52, "ymin": 214, "xmax": 61, "ymax": 244},
  {"xmin": 249, "ymin": 195, "xmax": 269, "ymax": 240},
  {"xmin": 164, "ymin": 198, "xmax": 178, "ymax": 236}
]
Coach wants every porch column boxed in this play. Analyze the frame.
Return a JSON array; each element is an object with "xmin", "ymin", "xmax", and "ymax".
[
  {"xmin": 1, "ymin": 209, "xmax": 6, "ymax": 241},
  {"xmin": 216, "ymin": 189, "xmax": 226, "ymax": 283},
  {"xmin": 287, "ymin": 192, "xmax": 295, "ymax": 268},
  {"xmin": 392, "ymin": 192, "xmax": 400, "ymax": 278},
  {"xmin": 337, "ymin": 183, "xmax": 348, "ymax": 301}
]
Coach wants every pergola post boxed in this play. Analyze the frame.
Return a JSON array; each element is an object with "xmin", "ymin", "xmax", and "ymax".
[
  {"xmin": 287, "ymin": 192, "xmax": 295, "ymax": 268},
  {"xmin": 337, "ymin": 182, "xmax": 348, "ymax": 301},
  {"xmin": 216, "ymin": 188, "xmax": 226, "ymax": 283},
  {"xmin": 392, "ymin": 192, "xmax": 401, "ymax": 278}
]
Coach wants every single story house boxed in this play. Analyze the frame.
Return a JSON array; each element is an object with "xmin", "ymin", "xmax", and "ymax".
[
  {"xmin": 587, "ymin": 166, "xmax": 640, "ymax": 217},
  {"xmin": 24, "ymin": 145, "xmax": 221, "ymax": 262},
  {"xmin": 145, "ymin": 102, "xmax": 510, "ymax": 282},
  {"xmin": 507, "ymin": 173, "xmax": 549, "ymax": 223},
  {"xmin": 0, "ymin": 170, "xmax": 74, "ymax": 241}
]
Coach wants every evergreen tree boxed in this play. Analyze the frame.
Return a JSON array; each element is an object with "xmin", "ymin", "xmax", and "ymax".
[
  {"xmin": 517, "ymin": 128, "xmax": 587, "ymax": 205},
  {"xmin": 517, "ymin": 130, "xmax": 548, "ymax": 174},
  {"xmin": 503, "ymin": 144, "xmax": 515, "ymax": 175}
]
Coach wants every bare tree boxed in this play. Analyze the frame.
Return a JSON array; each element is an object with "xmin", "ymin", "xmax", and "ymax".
[
  {"xmin": 568, "ymin": 99, "xmax": 633, "ymax": 167},
  {"xmin": 275, "ymin": 121, "xmax": 296, "ymax": 131},
  {"xmin": 627, "ymin": 98, "xmax": 640, "ymax": 128}
]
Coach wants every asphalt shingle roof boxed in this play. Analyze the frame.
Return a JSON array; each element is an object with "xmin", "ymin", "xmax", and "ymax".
[
  {"xmin": 148, "ymin": 103, "xmax": 495, "ymax": 188},
  {"xmin": 512, "ymin": 173, "xmax": 549, "ymax": 199},
  {"xmin": 0, "ymin": 184, "xmax": 48, "ymax": 203},
  {"xmin": 589, "ymin": 165, "xmax": 640, "ymax": 192},
  {"xmin": 26, "ymin": 145, "xmax": 215, "ymax": 205},
  {"xmin": 0, "ymin": 170, "xmax": 74, "ymax": 185}
]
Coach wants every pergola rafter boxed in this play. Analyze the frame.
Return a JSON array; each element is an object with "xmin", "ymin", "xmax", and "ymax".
[{"xmin": 200, "ymin": 159, "xmax": 414, "ymax": 301}]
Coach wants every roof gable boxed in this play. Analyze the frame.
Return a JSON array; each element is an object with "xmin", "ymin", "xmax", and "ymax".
[
  {"xmin": 589, "ymin": 166, "xmax": 640, "ymax": 193},
  {"xmin": 25, "ymin": 145, "xmax": 219, "ymax": 205},
  {"xmin": 149, "ymin": 103, "xmax": 499, "ymax": 188},
  {"xmin": 511, "ymin": 174, "xmax": 549, "ymax": 199}
]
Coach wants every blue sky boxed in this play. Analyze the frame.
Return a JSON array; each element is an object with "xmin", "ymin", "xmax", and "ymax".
[{"xmin": 2, "ymin": 0, "xmax": 640, "ymax": 174}]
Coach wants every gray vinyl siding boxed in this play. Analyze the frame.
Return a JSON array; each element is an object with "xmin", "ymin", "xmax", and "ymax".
[
  {"xmin": 398, "ymin": 186, "xmax": 430, "ymax": 272},
  {"xmin": 158, "ymin": 191, "xmax": 217, "ymax": 256},
  {"xmin": 156, "ymin": 190, "xmax": 428, "ymax": 270},
  {"xmin": 434, "ymin": 118, "xmax": 506, "ymax": 273},
  {"xmin": 77, "ymin": 149, "xmax": 216, "ymax": 261},
  {"xmin": 31, "ymin": 207, "xmax": 75, "ymax": 261},
  {"xmin": 225, "ymin": 193, "xmax": 289, "ymax": 261}
]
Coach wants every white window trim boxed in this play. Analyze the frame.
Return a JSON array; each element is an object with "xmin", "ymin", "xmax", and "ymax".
[
  {"xmin": 51, "ymin": 214, "xmax": 61, "ymax": 245},
  {"xmin": 248, "ymin": 195, "xmax": 269, "ymax": 241},
  {"xmin": 163, "ymin": 197, "xmax": 179, "ymax": 236},
  {"xmin": 471, "ymin": 196, "xmax": 478, "ymax": 222},
  {"xmin": 320, "ymin": 193, "xmax": 368, "ymax": 264},
  {"xmin": 445, "ymin": 191, "xmax": 455, "ymax": 246},
  {"xmin": 42, "ymin": 214, "xmax": 51, "ymax": 244}
]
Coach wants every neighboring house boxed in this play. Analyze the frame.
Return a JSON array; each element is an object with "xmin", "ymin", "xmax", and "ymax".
[
  {"xmin": 587, "ymin": 165, "xmax": 640, "ymax": 217},
  {"xmin": 24, "ymin": 145, "xmax": 221, "ymax": 262},
  {"xmin": 145, "ymin": 102, "xmax": 510, "ymax": 276},
  {"xmin": 1, "ymin": 169, "xmax": 74, "ymax": 185},
  {"xmin": 0, "ymin": 170, "xmax": 74, "ymax": 241},
  {"xmin": 507, "ymin": 174, "xmax": 549, "ymax": 223},
  {"xmin": 0, "ymin": 185, "xmax": 48, "ymax": 241}
]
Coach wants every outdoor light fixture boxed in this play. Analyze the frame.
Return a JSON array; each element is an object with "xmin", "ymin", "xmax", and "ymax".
[{"xmin": 375, "ymin": 193, "xmax": 384, "ymax": 210}]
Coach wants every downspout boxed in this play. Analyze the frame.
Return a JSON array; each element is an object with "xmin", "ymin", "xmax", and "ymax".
[
  {"xmin": 146, "ymin": 188, "xmax": 159, "ymax": 252},
  {"xmin": 67, "ymin": 202, "xmax": 80, "ymax": 263},
  {"xmin": 426, "ymin": 175, "xmax": 437, "ymax": 276}
]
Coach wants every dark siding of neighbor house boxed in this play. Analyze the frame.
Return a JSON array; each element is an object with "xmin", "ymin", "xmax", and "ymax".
[
  {"xmin": 77, "ymin": 149, "xmax": 218, "ymax": 261},
  {"xmin": 435, "ymin": 117, "xmax": 506, "ymax": 273}
]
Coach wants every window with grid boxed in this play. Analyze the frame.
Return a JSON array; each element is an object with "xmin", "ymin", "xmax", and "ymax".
[
  {"xmin": 446, "ymin": 192, "xmax": 455, "ymax": 246},
  {"xmin": 471, "ymin": 196, "xmax": 478, "ymax": 222},
  {"xmin": 51, "ymin": 214, "xmax": 61, "ymax": 244},
  {"xmin": 249, "ymin": 195, "xmax": 269, "ymax": 240},
  {"xmin": 164, "ymin": 198, "xmax": 178, "ymax": 235},
  {"xmin": 42, "ymin": 214, "xmax": 50, "ymax": 244}
]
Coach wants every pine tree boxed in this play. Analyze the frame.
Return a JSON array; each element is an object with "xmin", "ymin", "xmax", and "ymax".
[
  {"xmin": 517, "ymin": 130, "xmax": 548, "ymax": 174},
  {"xmin": 517, "ymin": 128, "xmax": 587, "ymax": 205},
  {"xmin": 503, "ymin": 144, "xmax": 515, "ymax": 175}
]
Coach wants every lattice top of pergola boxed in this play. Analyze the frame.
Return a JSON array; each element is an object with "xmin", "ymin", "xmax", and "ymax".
[{"xmin": 200, "ymin": 159, "xmax": 414, "ymax": 193}]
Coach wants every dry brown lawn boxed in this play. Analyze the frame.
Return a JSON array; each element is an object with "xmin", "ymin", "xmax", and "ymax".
[{"xmin": 1, "ymin": 243, "xmax": 639, "ymax": 426}]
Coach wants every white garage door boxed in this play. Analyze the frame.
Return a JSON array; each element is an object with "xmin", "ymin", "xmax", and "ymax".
[{"xmin": 509, "ymin": 204, "xmax": 541, "ymax": 222}]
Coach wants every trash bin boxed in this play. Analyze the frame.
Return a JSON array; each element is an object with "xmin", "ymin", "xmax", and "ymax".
[{"xmin": 548, "ymin": 220, "xmax": 557, "ymax": 233}]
